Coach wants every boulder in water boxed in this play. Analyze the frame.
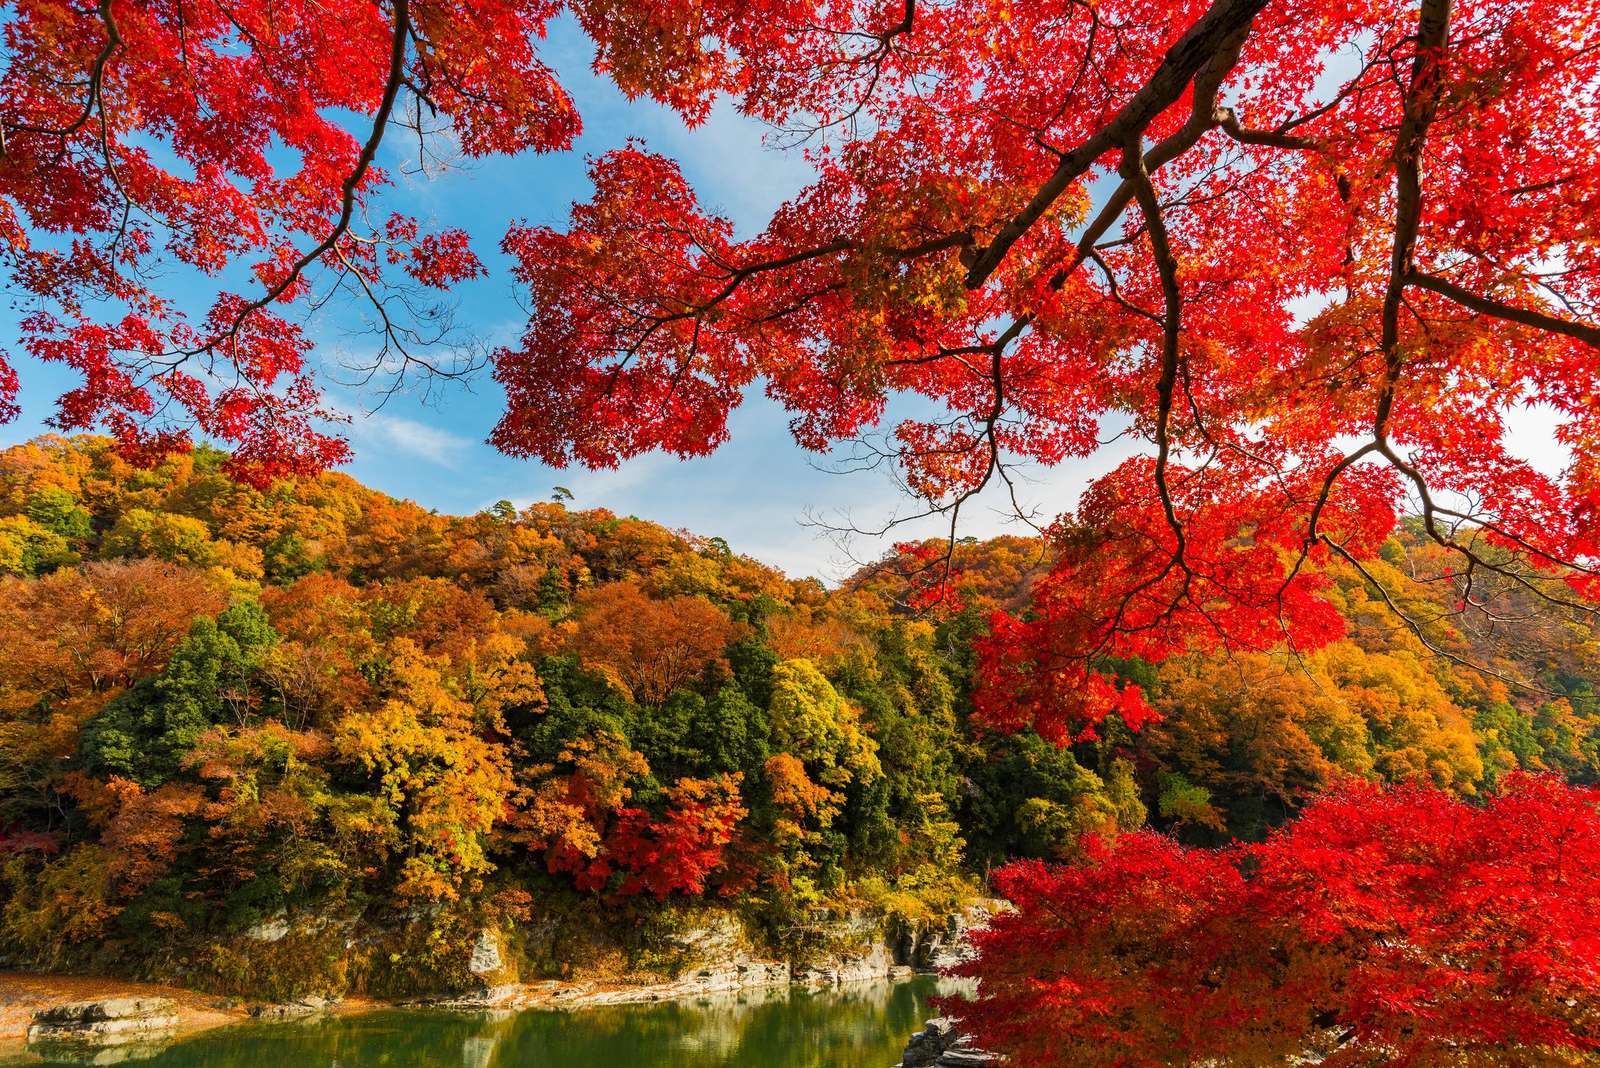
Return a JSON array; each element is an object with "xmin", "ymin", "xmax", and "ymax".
[
  {"xmin": 248, "ymin": 994, "xmax": 336, "ymax": 1020},
  {"xmin": 893, "ymin": 1016, "xmax": 1002, "ymax": 1068}
]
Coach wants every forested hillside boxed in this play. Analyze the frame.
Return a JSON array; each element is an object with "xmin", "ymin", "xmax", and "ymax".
[{"xmin": 0, "ymin": 435, "xmax": 1595, "ymax": 997}]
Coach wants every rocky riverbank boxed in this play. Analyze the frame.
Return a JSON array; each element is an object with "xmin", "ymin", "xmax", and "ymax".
[
  {"xmin": 0, "ymin": 975, "xmax": 249, "ymax": 1046},
  {"xmin": 415, "ymin": 939, "xmax": 918, "ymax": 1012},
  {"xmin": 1, "ymin": 903, "xmax": 995, "ymax": 1060}
]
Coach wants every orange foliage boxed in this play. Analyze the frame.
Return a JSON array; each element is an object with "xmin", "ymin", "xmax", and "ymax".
[
  {"xmin": 0, "ymin": 562, "xmax": 227, "ymax": 819},
  {"xmin": 570, "ymin": 580, "xmax": 742, "ymax": 704}
]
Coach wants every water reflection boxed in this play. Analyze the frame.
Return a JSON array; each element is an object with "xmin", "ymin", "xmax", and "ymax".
[
  {"xmin": 21, "ymin": 1041, "xmax": 177, "ymax": 1068},
  {"xmin": 23, "ymin": 978, "xmax": 943, "ymax": 1068}
]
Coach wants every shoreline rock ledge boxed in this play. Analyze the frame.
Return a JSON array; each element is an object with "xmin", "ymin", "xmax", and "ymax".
[
  {"xmin": 895, "ymin": 1016, "xmax": 1002, "ymax": 1067},
  {"xmin": 27, "ymin": 997, "xmax": 180, "ymax": 1047}
]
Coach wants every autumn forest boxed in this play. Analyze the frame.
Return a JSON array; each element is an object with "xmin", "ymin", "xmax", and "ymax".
[
  {"xmin": 3, "ymin": 0, "xmax": 1600, "ymax": 1062},
  {"xmin": 0, "ymin": 434, "xmax": 1597, "ymax": 1061}
]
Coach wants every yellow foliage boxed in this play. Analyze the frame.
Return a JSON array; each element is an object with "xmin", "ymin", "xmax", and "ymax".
[{"xmin": 334, "ymin": 641, "xmax": 514, "ymax": 900}]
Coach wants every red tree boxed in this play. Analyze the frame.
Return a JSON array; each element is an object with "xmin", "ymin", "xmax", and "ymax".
[
  {"xmin": 953, "ymin": 775, "xmax": 1600, "ymax": 1066},
  {"xmin": 0, "ymin": 0, "xmax": 577, "ymax": 483},
  {"xmin": 486, "ymin": 0, "xmax": 1600, "ymax": 740},
  {"xmin": 600, "ymin": 775, "xmax": 747, "ymax": 898}
]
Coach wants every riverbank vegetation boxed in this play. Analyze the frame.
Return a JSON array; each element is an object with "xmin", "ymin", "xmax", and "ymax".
[{"xmin": 1, "ymin": 435, "xmax": 1597, "ymax": 1012}]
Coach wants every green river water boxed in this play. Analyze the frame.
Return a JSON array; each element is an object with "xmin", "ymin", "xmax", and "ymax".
[{"xmin": 23, "ymin": 977, "xmax": 942, "ymax": 1068}]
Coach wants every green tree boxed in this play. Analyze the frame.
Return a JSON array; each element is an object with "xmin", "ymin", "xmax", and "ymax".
[
  {"xmin": 24, "ymin": 487, "xmax": 92, "ymax": 541},
  {"xmin": 0, "ymin": 516, "xmax": 73, "ymax": 576},
  {"xmin": 81, "ymin": 602, "xmax": 280, "ymax": 786}
]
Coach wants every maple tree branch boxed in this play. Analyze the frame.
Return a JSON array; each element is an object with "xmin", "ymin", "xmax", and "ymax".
[
  {"xmin": 1405, "ymin": 271, "xmax": 1600, "ymax": 348},
  {"xmin": 206, "ymin": 0, "xmax": 412, "ymax": 353},
  {"xmin": 1123, "ymin": 146, "xmax": 1190, "ymax": 564},
  {"xmin": 2, "ymin": 0, "xmax": 123, "ymax": 152},
  {"xmin": 599, "ymin": 241, "xmax": 852, "ymax": 367},
  {"xmin": 1374, "ymin": 0, "xmax": 1450, "ymax": 440},
  {"xmin": 1292, "ymin": 0, "xmax": 1449, "ymax": 560},
  {"xmin": 1087, "ymin": 250, "xmax": 1160, "ymax": 322},
  {"xmin": 1424, "ymin": 504, "xmax": 1600, "ymax": 579},
  {"xmin": 958, "ymin": 66, "xmax": 1295, "ymax": 643},
  {"xmin": 885, "ymin": 0, "xmax": 915, "ymax": 41},
  {"xmin": 573, "ymin": 231, "xmax": 929, "ymax": 420},
  {"xmin": 1321, "ymin": 534, "xmax": 1563, "ymax": 695},
  {"xmin": 1281, "ymin": 0, "xmax": 1595, "ymax": 663},
  {"xmin": 1215, "ymin": 107, "xmax": 1319, "ymax": 150},
  {"xmin": 328, "ymin": 246, "xmax": 485, "ymax": 400},
  {"xmin": 1378, "ymin": 439, "xmax": 1599, "ymax": 614},
  {"xmin": 1349, "ymin": 6, "xmax": 1591, "ymax": 625},
  {"xmin": 818, "ymin": 313, "xmax": 1038, "ymax": 608},
  {"xmin": 701, "ymin": 239, "xmax": 855, "ymax": 302},
  {"xmin": 607, "ymin": 232, "xmax": 971, "ymax": 368},
  {"xmin": 964, "ymin": 0, "xmax": 1268, "ymax": 288},
  {"xmin": 1041, "ymin": 9, "xmax": 1264, "ymax": 295},
  {"xmin": 787, "ymin": 0, "xmax": 916, "ymax": 136},
  {"xmin": 1280, "ymin": 441, "xmax": 1380, "ymax": 599}
]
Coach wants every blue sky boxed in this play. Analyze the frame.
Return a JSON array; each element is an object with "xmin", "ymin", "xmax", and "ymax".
[{"xmin": 0, "ymin": 17, "xmax": 1570, "ymax": 581}]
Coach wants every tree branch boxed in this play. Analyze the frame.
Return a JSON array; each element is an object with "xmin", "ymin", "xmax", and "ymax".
[
  {"xmin": 963, "ymin": 0, "xmax": 1268, "ymax": 288},
  {"xmin": 205, "ymin": 0, "xmax": 412, "ymax": 354},
  {"xmin": 1375, "ymin": 0, "xmax": 1451, "ymax": 439},
  {"xmin": 1406, "ymin": 271, "xmax": 1600, "ymax": 349},
  {"xmin": 1, "ymin": 0, "xmax": 123, "ymax": 153},
  {"xmin": 1123, "ymin": 145, "xmax": 1189, "ymax": 559}
]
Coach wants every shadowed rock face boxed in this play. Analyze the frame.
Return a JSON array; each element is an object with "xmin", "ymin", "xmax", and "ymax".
[
  {"xmin": 895, "ymin": 1017, "xmax": 1001, "ymax": 1068},
  {"xmin": 28, "ymin": 997, "xmax": 180, "ymax": 1055}
]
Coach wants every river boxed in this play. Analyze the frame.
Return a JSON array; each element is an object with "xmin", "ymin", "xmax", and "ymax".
[{"xmin": 24, "ymin": 976, "xmax": 943, "ymax": 1068}]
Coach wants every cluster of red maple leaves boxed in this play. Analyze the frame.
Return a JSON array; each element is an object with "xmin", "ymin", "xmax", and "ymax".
[
  {"xmin": 954, "ymin": 774, "xmax": 1600, "ymax": 1065},
  {"xmin": 0, "ymin": 0, "xmax": 577, "ymax": 483}
]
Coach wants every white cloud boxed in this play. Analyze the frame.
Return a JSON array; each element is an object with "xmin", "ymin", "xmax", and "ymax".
[{"xmin": 342, "ymin": 407, "xmax": 474, "ymax": 468}]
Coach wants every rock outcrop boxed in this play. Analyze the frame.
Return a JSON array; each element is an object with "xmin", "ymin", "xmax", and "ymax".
[
  {"xmin": 467, "ymin": 930, "xmax": 505, "ymax": 978},
  {"xmin": 247, "ymin": 994, "xmax": 336, "ymax": 1020},
  {"xmin": 792, "ymin": 942, "xmax": 913, "ymax": 986},
  {"xmin": 920, "ymin": 904, "xmax": 994, "ymax": 970},
  {"xmin": 542, "ymin": 960, "xmax": 797, "ymax": 1008},
  {"xmin": 27, "ymin": 997, "xmax": 180, "ymax": 1048},
  {"xmin": 894, "ymin": 1016, "xmax": 1002, "ymax": 1068}
]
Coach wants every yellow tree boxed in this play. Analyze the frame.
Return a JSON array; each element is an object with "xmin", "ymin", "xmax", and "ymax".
[{"xmin": 334, "ymin": 640, "xmax": 514, "ymax": 900}]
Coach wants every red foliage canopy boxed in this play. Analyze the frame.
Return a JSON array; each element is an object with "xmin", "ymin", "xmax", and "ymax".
[
  {"xmin": 545, "ymin": 773, "xmax": 747, "ymax": 899},
  {"xmin": 0, "ymin": 0, "xmax": 578, "ymax": 483},
  {"xmin": 953, "ymin": 775, "xmax": 1600, "ymax": 1066},
  {"xmin": 601, "ymin": 775, "xmax": 747, "ymax": 898},
  {"xmin": 488, "ymin": 0, "xmax": 1600, "ymax": 739},
  {"xmin": 5, "ymin": 0, "xmax": 1600, "ymax": 735}
]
